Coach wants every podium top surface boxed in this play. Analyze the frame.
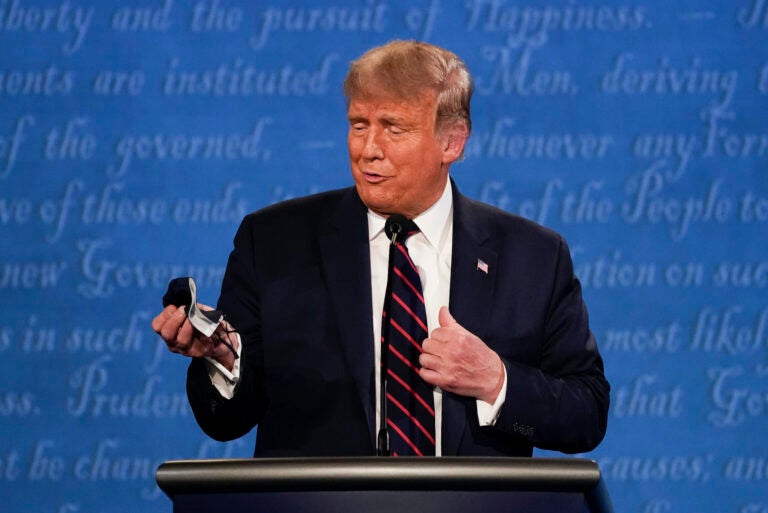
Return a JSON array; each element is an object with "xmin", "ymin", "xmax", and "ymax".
[{"xmin": 156, "ymin": 457, "xmax": 601, "ymax": 496}]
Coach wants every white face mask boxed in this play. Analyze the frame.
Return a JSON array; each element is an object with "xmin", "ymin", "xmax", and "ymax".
[{"xmin": 162, "ymin": 276, "xmax": 223, "ymax": 337}]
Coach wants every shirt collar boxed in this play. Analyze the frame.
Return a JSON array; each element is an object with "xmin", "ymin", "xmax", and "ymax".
[{"xmin": 367, "ymin": 178, "xmax": 453, "ymax": 248}]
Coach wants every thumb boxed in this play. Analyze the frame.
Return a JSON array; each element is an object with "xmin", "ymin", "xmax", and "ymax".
[{"xmin": 438, "ymin": 306, "xmax": 459, "ymax": 327}]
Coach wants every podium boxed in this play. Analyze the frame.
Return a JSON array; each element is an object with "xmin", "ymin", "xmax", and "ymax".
[{"xmin": 156, "ymin": 457, "xmax": 613, "ymax": 513}]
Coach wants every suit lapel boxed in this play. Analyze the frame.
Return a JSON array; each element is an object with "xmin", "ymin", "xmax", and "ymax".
[
  {"xmin": 318, "ymin": 188, "xmax": 377, "ymax": 445},
  {"xmin": 443, "ymin": 185, "xmax": 498, "ymax": 455}
]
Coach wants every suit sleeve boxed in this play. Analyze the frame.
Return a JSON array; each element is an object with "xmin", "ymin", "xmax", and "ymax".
[
  {"xmin": 186, "ymin": 216, "xmax": 267, "ymax": 442},
  {"xmin": 491, "ymin": 237, "xmax": 610, "ymax": 454}
]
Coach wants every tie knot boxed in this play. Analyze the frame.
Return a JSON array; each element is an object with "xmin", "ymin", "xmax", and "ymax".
[
  {"xmin": 399, "ymin": 219, "xmax": 420, "ymax": 242},
  {"xmin": 385, "ymin": 215, "xmax": 420, "ymax": 244}
]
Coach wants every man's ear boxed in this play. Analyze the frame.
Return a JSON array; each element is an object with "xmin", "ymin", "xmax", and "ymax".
[{"xmin": 440, "ymin": 122, "xmax": 469, "ymax": 164}]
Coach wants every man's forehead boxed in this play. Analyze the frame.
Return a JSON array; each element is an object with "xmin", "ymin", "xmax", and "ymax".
[{"xmin": 347, "ymin": 93, "xmax": 437, "ymax": 118}]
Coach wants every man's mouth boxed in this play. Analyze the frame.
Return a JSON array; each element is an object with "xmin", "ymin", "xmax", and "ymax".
[{"xmin": 362, "ymin": 171, "xmax": 388, "ymax": 183}]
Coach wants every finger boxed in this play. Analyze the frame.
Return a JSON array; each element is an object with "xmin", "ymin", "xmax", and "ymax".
[
  {"xmin": 158, "ymin": 306, "xmax": 188, "ymax": 342},
  {"xmin": 438, "ymin": 305, "xmax": 458, "ymax": 327},
  {"xmin": 421, "ymin": 337, "xmax": 438, "ymax": 354},
  {"xmin": 173, "ymin": 318, "xmax": 197, "ymax": 352},
  {"xmin": 183, "ymin": 335, "xmax": 213, "ymax": 358},
  {"xmin": 151, "ymin": 305, "xmax": 179, "ymax": 333},
  {"xmin": 419, "ymin": 352, "xmax": 442, "ymax": 371},
  {"xmin": 419, "ymin": 367, "xmax": 443, "ymax": 388},
  {"xmin": 427, "ymin": 326, "xmax": 455, "ymax": 343}
]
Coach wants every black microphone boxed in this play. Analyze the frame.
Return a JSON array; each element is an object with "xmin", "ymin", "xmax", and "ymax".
[
  {"xmin": 384, "ymin": 214, "xmax": 408, "ymax": 245},
  {"xmin": 377, "ymin": 214, "xmax": 409, "ymax": 456}
]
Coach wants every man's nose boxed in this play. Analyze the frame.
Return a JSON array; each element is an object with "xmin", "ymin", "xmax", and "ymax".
[{"xmin": 362, "ymin": 128, "xmax": 384, "ymax": 159}]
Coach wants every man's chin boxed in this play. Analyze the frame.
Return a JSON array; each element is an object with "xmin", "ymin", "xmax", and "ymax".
[{"xmin": 355, "ymin": 189, "xmax": 393, "ymax": 216}]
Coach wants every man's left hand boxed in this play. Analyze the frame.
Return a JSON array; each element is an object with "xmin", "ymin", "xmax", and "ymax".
[{"xmin": 420, "ymin": 306, "xmax": 505, "ymax": 404}]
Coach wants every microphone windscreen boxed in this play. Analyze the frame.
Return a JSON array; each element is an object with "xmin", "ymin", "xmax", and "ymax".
[{"xmin": 384, "ymin": 214, "xmax": 408, "ymax": 241}]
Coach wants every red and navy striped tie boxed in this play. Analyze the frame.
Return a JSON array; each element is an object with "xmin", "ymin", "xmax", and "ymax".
[{"xmin": 382, "ymin": 219, "xmax": 435, "ymax": 456}]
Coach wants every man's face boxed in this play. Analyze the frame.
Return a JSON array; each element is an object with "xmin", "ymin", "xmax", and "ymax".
[{"xmin": 347, "ymin": 93, "xmax": 461, "ymax": 218}]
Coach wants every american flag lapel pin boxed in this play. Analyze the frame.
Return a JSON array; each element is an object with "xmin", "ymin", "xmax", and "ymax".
[{"xmin": 476, "ymin": 258, "xmax": 489, "ymax": 274}]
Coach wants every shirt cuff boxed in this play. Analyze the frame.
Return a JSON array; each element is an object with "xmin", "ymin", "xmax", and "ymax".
[
  {"xmin": 203, "ymin": 333, "xmax": 242, "ymax": 399},
  {"xmin": 476, "ymin": 364, "xmax": 508, "ymax": 426}
]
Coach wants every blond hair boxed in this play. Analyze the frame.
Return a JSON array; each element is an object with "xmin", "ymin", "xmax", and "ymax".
[{"xmin": 343, "ymin": 40, "xmax": 473, "ymax": 134}]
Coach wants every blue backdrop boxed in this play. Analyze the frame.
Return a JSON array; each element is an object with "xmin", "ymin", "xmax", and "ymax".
[{"xmin": 1, "ymin": 1, "xmax": 766, "ymax": 512}]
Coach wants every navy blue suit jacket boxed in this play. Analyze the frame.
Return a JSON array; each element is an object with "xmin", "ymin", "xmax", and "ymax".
[{"xmin": 187, "ymin": 183, "xmax": 609, "ymax": 457}]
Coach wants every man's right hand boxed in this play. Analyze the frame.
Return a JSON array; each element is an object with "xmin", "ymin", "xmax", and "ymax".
[{"xmin": 151, "ymin": 304, "xmax": 238, "ymax": 371}]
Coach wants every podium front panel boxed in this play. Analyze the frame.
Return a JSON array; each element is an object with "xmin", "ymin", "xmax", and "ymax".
[{"xmin": 174, "ymin": 490, "xmax": 587, "ymax": 513}]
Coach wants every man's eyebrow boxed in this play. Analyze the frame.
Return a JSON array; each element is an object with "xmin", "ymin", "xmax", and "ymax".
[
  {"xmin": 379, "ymin": 114, "xmax": 414, "ymax": 127},
  {"xmin": 379, "ymin": 114, "xmax": 402, "ymax": 123},
  {"xmin": 347, "ymin": 114, "xmax": 368, "ymax": 123},
  {"xmin": 347, "ymin": 112, "xmax": 413, "ymax": 127}
]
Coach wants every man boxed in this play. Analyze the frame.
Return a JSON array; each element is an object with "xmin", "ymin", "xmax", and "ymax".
[{"xmin": 152, "ymin": 40, "xmax": 609, "ymax": 457}]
